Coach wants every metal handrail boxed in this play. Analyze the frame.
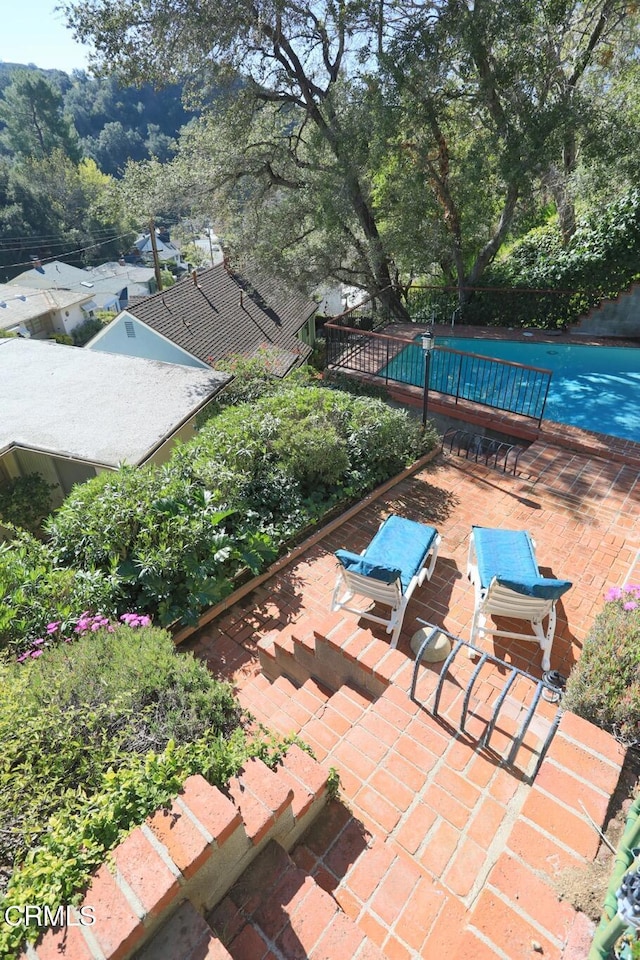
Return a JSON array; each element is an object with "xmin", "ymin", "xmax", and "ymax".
[{"xmin": 409, "ymin": 624, "xmax": 562, "ymax": 782}]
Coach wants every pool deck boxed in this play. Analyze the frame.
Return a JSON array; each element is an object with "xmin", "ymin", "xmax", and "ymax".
[{"xmin": 181, "ymin": 438, "xmax": 639, "ymax": 959}]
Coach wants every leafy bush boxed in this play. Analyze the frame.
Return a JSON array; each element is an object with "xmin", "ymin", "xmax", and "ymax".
[
  {"xmin": 0, "ymin": 622, "xmax": 294, "ymax": 957},
  {"xmin": 322, "ymin": 369, "xmax": 390, "ymax": 401},
  {"xmin": 46, "ymin": 464, "xmax": 273, "ymax": 628},
  {"xmin": 0, "ymin": 528, "xmax": 121, "ymax": 654},
  {"xmin": 208, "ymin": 349, "xmax": 315, "ymax": 410},
  {"xmin": 0, "ymin": 473, "xmax": 55, "ymax": 535},
  {"xmin": 11, "ymin": 376, "xmax": 439, "ymax": 639},
  {"xmin": 563, "ymin": 584, "xmax": 640, "ymax": 745},
  {"xmin": 71, "ymin": 316, "xmax": 104, "ymax": 346},
  {"xmin": 472, "ymin": 189, "xmax": 640, "ymax": 328}
]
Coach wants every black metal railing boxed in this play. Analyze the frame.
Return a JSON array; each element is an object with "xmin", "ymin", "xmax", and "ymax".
[
  {"xmin": 442, "ymin": 428, "xmax": 526, "ymax": 475},
  {"xmin": 324, "ymin": 323, "xmax": 552, "ymax": 426},
  {"xmin": 410, "ymin": 624, "xmax": 562, "ymax": 781}
]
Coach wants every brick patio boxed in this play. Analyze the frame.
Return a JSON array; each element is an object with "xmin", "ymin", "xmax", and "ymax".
[{"xmin": 181, "ymin": 440, "xmax": 639, "ymax": 959}]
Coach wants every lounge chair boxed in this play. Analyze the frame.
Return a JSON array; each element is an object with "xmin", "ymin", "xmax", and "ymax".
[
  {"xmin": 467, "ymin": 526, "xmax": 572, "ymax": 671},
  {"xmin": 332, "ymin": 514, "xmax": 441, "ymax": 648}
]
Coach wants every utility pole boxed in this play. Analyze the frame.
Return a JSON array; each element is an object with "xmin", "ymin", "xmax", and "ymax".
[{"xmin": 149, "ymin": 219, "xmax": 163, "ymax": 292}]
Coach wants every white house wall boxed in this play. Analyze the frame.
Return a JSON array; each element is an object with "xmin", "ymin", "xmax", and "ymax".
[{"xmin": 58, "ymin": 303, "xmax": 89, "ymax": 336}]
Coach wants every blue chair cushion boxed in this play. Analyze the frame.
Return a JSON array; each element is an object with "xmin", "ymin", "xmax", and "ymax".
[
  {"xmin": 362, "ymin": 515, "xmax": 438, "ymax": 591},
  {"xmin": 335, "ymin": 549, "xmax": 401, "ymax": 585},
  {"xmin": 472, "ymin": 526, "xmax": 538, "ymax": 590},
  {"xmin": 496, "ymin": 576, "xmax": 572, "ymax": 601}
]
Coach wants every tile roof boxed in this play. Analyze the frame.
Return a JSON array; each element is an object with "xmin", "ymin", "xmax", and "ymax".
[{"xmin": 126, "ymin": 264, "xmax": 316, "ymax": 374}]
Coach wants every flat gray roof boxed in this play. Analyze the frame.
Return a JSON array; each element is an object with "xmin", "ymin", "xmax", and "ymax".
[{"xmin": 0, "ymin": 339, "xmax": 230, "ymax": 467}]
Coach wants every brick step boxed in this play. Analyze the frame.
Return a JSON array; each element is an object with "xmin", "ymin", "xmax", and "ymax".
[
  {"xmin": 22, "ymin": 747, "xmax": 329, "ymax": 960},
  {"xmin": 207, "ymin": 839, "xmax": 385, "ymax": 960},
  {"xmin": 136, "ymin": 900, "xmax": 232, "ymax": 960},
  {"xmin": 258, "ymin": 617, "xmax": 413, "ymax": 700}
]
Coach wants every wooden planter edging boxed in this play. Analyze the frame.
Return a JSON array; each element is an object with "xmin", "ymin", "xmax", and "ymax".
[{"xmin": 172, "ymin": 446, "xmax": 441, "ymax": 646}]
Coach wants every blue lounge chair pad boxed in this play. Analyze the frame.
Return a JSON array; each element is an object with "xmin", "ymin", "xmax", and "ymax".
[
  {"xmin": 496, "ymin": 575, "xmax": 572, "ymax": 601},
  {"xmin": 335, "ymin": 549, "xmax": 402, "ymax": 584},
  {"xmin": 472, "ymin": 526, "xmax": 538, "ymax": 589},
  {"xmin": 360, "ymin": 515, "xmax": 438, "ymax": 591}
]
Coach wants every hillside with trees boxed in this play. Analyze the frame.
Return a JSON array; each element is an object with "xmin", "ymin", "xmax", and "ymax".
[
  {"xmin": 0, "ymin": 63, "xmax": 196, "ymax": 279},
  {"xmin": 1, "ymin": 0, "xmax": 640, "ymax": 321}
]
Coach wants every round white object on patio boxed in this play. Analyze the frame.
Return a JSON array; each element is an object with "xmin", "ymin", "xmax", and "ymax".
[{"xmin": 410, "ymin": 627, "xmax": 451, "ymax": 662}]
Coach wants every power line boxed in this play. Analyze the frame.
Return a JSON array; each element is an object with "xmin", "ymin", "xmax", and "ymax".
[
  {"xmin": 1, "ymin": 232, "xmax": 137, "ymax": 270},
  {"xmin": 0, "ymin": 227, "xmax": 134, "ymax": 247}
]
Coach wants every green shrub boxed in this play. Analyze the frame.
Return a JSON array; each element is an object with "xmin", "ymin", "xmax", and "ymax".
[
  {"xmin": 0, "ymin": 473, "xmax": 55, "ymax": 535},
  {"xmin": 18, "ymin": 378, "xmax": 438, "ymax": 636},
  {"xmin": 473, "ymin": 189, "xmax": 640, "ymax": 328},
  {"xmin": 71, "ymin": 316, "xmax": 104, "ymax": 346},
  {"xmin": 322, "ymin": 369, "xmax": 390, "ymax": 401},
  {"xmin": 0, "ymin": 622, "xmax": 295, "ymax": 957},
  {"xmin": 0, "ymin": 528, "xmax": 120, "ymax": 654},
  {"xmin": 0, "ymin": 624, "xmax": 241, "ymax": 870},
  {"xmin": 46, "ymin": 464, "xmax": 271, "ymax": 627},
  {"xmin": 563, "ymin": 584, "xmax": 640, "ymax": 745}
]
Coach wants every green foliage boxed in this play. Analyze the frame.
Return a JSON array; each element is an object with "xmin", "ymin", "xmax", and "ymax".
[
  {"xmin": 46, "ymin": 465, "xmax": 251, "ymax": 628},
  {"xmin": 0, "ymin": 473, "xmax": 55, "ymax": 535},
  {"xmin": 2, "ymin": 368, "xmax": 438, "ymax": 643},
  {"xmin": 563, "ymin": 585, "xmax": 640, "ymax": 745},
  {"xmin": 71, "ymin": 316, "xmax": 104, "ymax": 345},
  {"xmin": 210, "ymin": 350, "xmax": 314, "ymax": 410},
  {"xmin": 326, "ymin": 766, "xmax": 341, "ymax": 801},
  {"xmin": 0, "ymin": 71, "xmax": 80, "ymax": 162},
  {"xmin": 0, "ymin": 528, "xmax": 120, "ymax": 654},
  {"xmin": 322, "ymin": 370, "xmax": 390, "ymax": 401},
  {"xmin": 0, "ymin": 623, "xmax": 296, "ymax": 957},
  {"xmin": 473, "ymin": 190, "xmax": 640, "ymax": 327}
]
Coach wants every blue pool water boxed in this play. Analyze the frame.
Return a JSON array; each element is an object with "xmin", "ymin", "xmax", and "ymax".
[{"xmin": 382, "ymin": 336, "xmax": 640, "ymax": 442}]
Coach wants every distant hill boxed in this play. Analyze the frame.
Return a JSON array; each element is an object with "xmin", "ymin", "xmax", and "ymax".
[{"xmin": 0, "ymin": 62, "xmax": 196, "ymax": 176}]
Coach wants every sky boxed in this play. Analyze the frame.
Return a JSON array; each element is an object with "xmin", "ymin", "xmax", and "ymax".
[{"xmin": 0, "ymin": 0, "xmax": 92, "ymax": 73}]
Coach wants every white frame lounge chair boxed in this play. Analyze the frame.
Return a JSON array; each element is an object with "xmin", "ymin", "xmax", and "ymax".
[
  {"xmin": 331, "ymin": 514, "xmax": 441, "ymax": 648},
  {"xmin": 467, "ymin": 526, "xmax": 572, "ymax": 671}
]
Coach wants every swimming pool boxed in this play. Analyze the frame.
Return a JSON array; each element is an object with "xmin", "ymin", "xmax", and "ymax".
[{"xmin": 381, "ymin": 336, "xmax": 640, "ymax": 442}]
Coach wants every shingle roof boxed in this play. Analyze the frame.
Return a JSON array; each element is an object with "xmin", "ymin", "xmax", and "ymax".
[{"xmin": 126, "ymin": 264, "xmax": 316, "ymax": 374}]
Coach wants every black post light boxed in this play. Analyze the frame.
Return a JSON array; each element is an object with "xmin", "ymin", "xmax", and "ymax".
[{"xmin": 421, "ymin": 327, "xmax": 434, "ymax": 426}]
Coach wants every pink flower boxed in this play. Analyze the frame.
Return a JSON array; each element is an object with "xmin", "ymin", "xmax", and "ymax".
[
  {"xmin": 605, "ymin": 586, "xmax": 623, "ymax": 602},
  {"xmin": 30, "ymin": 650, "xmax": 43, "ymax": 658},
  {"xmin": 46, "ymin": 622, "xmax": 61, "ymax": 633},
  {"xmin": 32, "ymin": 638, "xmax": 45, "ymax": 646},
  {"xmin": 624, "ymin": 601, "xmax": 638, "ymax": 611}
]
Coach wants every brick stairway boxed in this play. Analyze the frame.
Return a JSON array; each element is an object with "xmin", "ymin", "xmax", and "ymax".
[
  {"xmin": 223, "ymin": 619, "xmax": 626, "ymax": 959},
  {"xmin": 208, "ymin": 839, "xmax": 385, "ymax": 960}
]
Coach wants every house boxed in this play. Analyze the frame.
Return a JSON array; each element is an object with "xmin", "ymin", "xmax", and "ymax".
[
  {"xmin": 0, "ymin": 339, "xmax": 231, "ymax": 506},
  {"xmin": 127, "ymin": 229, "xmax": 187, "ymax": 272},
  {"xmin": 0, "ymin": 283, "xmax": 95, "ymax": 339},
  {"xmin": 8, "ymin": 260, "xmax": 157, "ymax": 312},
  {"xmin": 86, "ymin": 264, "xmax": 317, "ymax": 375}
]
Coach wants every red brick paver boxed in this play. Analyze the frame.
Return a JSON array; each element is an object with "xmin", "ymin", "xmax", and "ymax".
[{"xmin": 182, "ymin": 442, "xmax": 638, "ymax": 959}]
